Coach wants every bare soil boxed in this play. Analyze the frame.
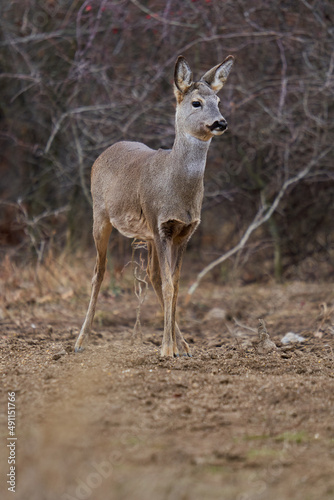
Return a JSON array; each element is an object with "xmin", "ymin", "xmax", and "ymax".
[{"xmin": 1, "ymin": 264, "xmax": 334, "ymax": 500}]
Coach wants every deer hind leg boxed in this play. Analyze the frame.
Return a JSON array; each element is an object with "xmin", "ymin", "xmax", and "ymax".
[
  {"xmin": 148, "ymin": 240, "xmax": 191, "ymax": 357},
  {"xmin": 74, "ymin": 216, "xmax": 112, "ymax": 352}
]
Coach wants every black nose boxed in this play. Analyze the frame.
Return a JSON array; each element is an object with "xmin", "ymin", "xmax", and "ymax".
[{"xmin": 209, "ymin": 119, "xmax": 228, "ymax": 132}]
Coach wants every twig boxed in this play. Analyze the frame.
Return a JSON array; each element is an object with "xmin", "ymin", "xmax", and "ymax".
[
  {"xmin": 44, "ymin": 104, "xmax": 118, "ymax": 154},
  {"xmin": 130, "ymin": 0, "xmax": 198, "ymax": 28},
  {"xmin": 71, "ymin": 123, "xmax": 92, "ymax": 207},
  {"xmin": 233, "ymin": 317, "xmax": 257, "ymax": 333},
  {"xmin": 131, "ymin": 239, "xmax": 148, "ymax": 344},
  {"xmin": 224, "ymin": 321, "xmax": 242, "ymax": 352},
  {"xmin": 0, "ymin": 30, "xmax": 66, "ymax": 47},
  {"xmin": 277, "ymin": 39, "xmax": 287, "ymax": 118}
]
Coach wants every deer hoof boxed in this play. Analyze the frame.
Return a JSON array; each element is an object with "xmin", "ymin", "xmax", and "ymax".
[
  {"xmin": 74, "ymin": 344, "xmax": 84, "ymax": 353},
  {"xmin": 160, "ymin": 344, "xmax": 178, "ymax": 358}
]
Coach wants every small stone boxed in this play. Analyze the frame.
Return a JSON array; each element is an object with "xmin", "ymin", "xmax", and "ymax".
[
  {"xmin": 203, "ymin": 308, "xmax": 226, "ymax": 322},
  {"xmin": 281, "ymin": 332, "xmax": 306, "ymax": 344},
  {"xmin": 52, "ymin": 349, "xmax": 67, "ymax": 361},
  {"xmin": 219, "ymin": 376, "xmax": 230, "ymax": 384},
  {"xmin": 182, "ymin": 405, "xmax": 192, "ymax": 415}
]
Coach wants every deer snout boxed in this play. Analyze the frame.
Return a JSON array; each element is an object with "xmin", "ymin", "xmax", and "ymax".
[{"xmin": 208, "ymin": 119, "xmax": 228, "ymax": 133}]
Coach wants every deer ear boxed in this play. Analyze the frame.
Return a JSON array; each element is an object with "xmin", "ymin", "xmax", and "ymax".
[
  {"xmin": 201, "ymin": 55, "xmax": 234, "ymax": 93},
  {"xmin": 174, "ymin": 56, "xmax": 193, "ymax": 96}
]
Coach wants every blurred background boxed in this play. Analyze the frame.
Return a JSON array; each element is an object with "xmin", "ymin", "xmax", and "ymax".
[{"xmin": 1, "ymin": 0, "xmax": 333, "ymax": 285}]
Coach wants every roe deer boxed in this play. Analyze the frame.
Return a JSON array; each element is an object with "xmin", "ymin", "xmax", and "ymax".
[{"xmin": 74, "ymin": 54, "xmax": 234, "ymax": 357}]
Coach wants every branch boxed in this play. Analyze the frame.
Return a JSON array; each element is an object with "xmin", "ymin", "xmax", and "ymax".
[
  {"xmin": 44, "ymin": 104, "xmax": 117, "ymax": 154},
  {"xmin": 130, "ymin": 0, "xmax": 198, "ymax": 28},
  {"xmin": 277, "ymin": 39, "xmax": 287, "ymax": 118},
  {"xmin": 186, "ymin": 147, "xmax": 333, "ymax": 301},
  {"xmin": 0, "ymin": 31, "xmax": 65, "ymax": 47},
  {"xmin": 71, "ymin": 123, "xmax": 92, "ymax": 207}
]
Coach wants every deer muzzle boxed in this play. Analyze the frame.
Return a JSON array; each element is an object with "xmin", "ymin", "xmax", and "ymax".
[{"xmin": 208, "ymin": 119, "xmax": 228, "ymax": 133}]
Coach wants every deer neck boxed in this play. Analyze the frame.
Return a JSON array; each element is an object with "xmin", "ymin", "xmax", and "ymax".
[{"xmin": 171, "ymin": 129, "xmax": 211, "ymax": 179}]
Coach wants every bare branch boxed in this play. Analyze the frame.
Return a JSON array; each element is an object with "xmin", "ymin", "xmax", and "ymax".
[
  {"xmin": 0, "ymin": 30, "xmax": 66, "ymax": 47},
  {"xmin": 44, "ymin": 104, "xmax": 118, "ymax": 154},
  {"xmin": 130, "ymin": 0, "xmax": 198, "ymax": 28},
  {"xmin": 277, "ymin": 39, "xmax": 288, "ymax": 118},
  {"xmin": 71, "ymin": 123, "xmax": 92, "ymax": 207}
]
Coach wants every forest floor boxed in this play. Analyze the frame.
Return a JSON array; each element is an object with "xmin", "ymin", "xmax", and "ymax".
[{"xmin": 1, "ymin": 256, "xmax": 334, "ymax": 500}]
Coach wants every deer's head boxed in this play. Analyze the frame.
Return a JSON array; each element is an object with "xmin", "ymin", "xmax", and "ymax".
[{"xmin": 174, "ymin": 55, "xmax": 234, "ymax": 142}]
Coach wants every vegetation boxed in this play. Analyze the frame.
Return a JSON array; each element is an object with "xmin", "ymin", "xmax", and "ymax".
[{"xmin": 1, "ymin": 0, "xmax": 333, "ymax": 283}]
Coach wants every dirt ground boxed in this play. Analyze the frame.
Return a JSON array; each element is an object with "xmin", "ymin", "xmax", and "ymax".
[{"xmin": 1, "ymin": 259, "xmax": 334, "ymax": 500}]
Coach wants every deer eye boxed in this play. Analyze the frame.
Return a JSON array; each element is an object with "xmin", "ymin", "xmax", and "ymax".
[{"xmin": 192, "ymin": 101, "xmax": 202, "ymax": 108}]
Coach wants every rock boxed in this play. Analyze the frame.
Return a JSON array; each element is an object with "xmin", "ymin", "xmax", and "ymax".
[
  {"xmin": 203, "ymin": 308, "xmax": 226, "ymax": 322},
  {"xmin": 219, "ymin": 376, "xmax": 230, "ymax": 384},
  {"xmin": 52, "ymin": 349, "xmax": 67, "ymax": 361},
  {"xmin": 281, "ymin": 332, "xmax": 306, "ymax": 345}
]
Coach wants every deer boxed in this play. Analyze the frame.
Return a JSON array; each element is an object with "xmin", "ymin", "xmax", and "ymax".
[{"xmin": 74, "ymin": 54, "xmax": 234, "ymax": 358}]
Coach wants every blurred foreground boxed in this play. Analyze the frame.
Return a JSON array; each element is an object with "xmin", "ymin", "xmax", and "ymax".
[{"xmin": 1, "ymin": 256, "xmax": 334, "ymax": 499}]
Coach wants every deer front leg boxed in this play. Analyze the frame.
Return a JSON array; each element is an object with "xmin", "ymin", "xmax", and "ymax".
[
  {"xmin": 171, "ymin": 243, "xmax": 192, "ymax": 356},
  {"xmin": 147, "ymin": 241, "xmax": 191, "ymax": 356},
  {"xmin": 154, "ymin": 238, "xmax": 178, "ymax": 358}
]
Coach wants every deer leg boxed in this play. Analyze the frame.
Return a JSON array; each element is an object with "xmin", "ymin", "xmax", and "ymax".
[
  {"xmin": 74, "ymin": 217, "xmax": 112, "ymax": 352},
  {"xmin": 153, "ymin": 237, "xmax": 178, "ymax": 357},
  {"xmin": 147, "ymin": 242, "xmax": 191, "ymax": 356},
  {"xmin": 171, "ymin": 243, "xmax": 192, "ymax": 356},
  {"xmin": 147, "ymin": 242, "xmax": 164, "ymax": 309}
]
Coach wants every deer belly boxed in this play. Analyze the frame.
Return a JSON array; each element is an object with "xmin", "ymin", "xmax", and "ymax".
[{"xmin": 110, "ymin": 214, "xmax": 153, "ymax": 240}]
